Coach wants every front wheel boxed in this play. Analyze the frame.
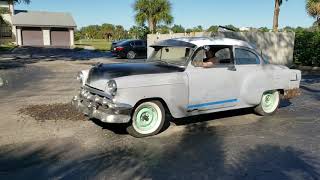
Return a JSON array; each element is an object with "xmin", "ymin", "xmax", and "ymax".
[
  {"xmin": 127, "ymin": 101, "xmax": 166, "ymax": 138},
  {"xmin": 254, "ymin": 90, "xmax": 280, "ymax": 116}
]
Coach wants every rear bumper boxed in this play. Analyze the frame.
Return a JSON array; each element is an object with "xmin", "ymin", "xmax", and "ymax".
[
  {"xmin": 71, "ymin": 88, "xmax": 132, "ymax": 123},
  {"xmin": 283, "ymin": 88, "xmax": 301, "ymax": 99}
]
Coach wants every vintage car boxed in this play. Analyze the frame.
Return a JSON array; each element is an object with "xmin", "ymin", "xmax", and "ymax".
[{"xmin": 72, "ymin": 37, "xmax": 301, "ymax": 137}]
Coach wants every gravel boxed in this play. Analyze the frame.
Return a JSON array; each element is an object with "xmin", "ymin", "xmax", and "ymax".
[{"xmin": 18, "ymin": 103, "xmax": 87, "ymax": 121}]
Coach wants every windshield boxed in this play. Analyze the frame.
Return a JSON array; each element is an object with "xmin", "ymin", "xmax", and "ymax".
[{"xmin": 148, "ymin": 47, "xmax": 192, "ymax": 66}]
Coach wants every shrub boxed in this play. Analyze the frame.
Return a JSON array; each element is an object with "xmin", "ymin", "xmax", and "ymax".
[{"xmin": 294, "ymin": 29, "xmax": 320, "ymax": 66}]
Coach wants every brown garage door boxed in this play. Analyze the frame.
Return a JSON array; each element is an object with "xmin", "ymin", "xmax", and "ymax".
[
  {"xmin": 51, "ymin": 28, "xmax": 70, "ymax": 47},
  {"xmin": 22, "ymin": 27, "xmax": 43, "ymax": 46}
]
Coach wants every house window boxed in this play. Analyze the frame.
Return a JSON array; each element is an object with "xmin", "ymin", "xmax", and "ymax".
[{"xmin": 0, "ymin": 19, "xmax": 12, "ymax": 38}]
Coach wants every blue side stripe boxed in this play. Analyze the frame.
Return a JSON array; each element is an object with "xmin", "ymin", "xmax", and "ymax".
[{"xmin": 187, "ymin": 99, "xmax": 238, "ymax": 109}]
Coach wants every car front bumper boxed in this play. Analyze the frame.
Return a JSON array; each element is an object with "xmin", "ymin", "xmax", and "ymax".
[{"xmin": 71, "ymin": 87, "xmax": 132, "ymax": 123}]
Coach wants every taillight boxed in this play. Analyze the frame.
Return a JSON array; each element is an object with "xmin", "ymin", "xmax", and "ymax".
[{"xmin": 116, "ymin": 47, "xmax": 124, "ymax": 51}]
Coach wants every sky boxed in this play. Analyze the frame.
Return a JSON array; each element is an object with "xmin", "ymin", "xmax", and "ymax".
[{"xmin": 15, "ymin": 0, "xmax": 315, "ymax": 29}]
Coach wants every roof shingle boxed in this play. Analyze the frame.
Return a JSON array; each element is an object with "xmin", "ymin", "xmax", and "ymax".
[{"xmin": 12, "ymin": 11, "xmax": 76, "ymax": 28}]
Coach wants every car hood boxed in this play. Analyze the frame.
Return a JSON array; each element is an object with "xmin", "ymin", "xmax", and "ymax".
[{"xmin": 86, "ymin": 62, "xmax": 185, "ymax": 90}]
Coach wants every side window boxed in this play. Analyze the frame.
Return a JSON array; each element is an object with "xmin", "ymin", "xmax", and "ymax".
[
  {"xmin": 192, "ymin": 49, "xmax": 205, "ymax": 67},
  {"xmin": 135, "ymin": 41, "xmax": 143, "ymax": 46},
  {"xmin": 215, "ymin": 48, "xmax": 231, "ymax": 64},
  {"xmin": 235, "ymin": 49, "xmax": 260, "ymax": 65}
]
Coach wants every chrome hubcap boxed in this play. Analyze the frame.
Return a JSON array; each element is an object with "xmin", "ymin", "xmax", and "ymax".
[{"xmin": 133, "ymin": 102, "xmax": 162, "ymax": 135}]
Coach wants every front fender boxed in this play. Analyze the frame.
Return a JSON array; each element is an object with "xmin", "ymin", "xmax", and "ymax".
[{"xmin": 114, "ymin": 83, "xmax": 189, "ymax": 118}]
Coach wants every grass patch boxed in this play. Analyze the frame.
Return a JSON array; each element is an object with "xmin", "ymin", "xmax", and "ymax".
[
  {"xmin": 0, "ymin": 43, "xmax": 16, "ymax": 52},
  {"xmin": 75, "ymin": 39, "xmax": 111, "ymax": 51}
]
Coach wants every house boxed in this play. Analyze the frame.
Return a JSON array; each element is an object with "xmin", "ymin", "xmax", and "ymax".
[
  {"xmin": 0, "ymin": 0, "xmax": 15, "ymax": 43},
  {"xmin": 0, "ymin": 0, "xmax": 76, "ymax": 47}
]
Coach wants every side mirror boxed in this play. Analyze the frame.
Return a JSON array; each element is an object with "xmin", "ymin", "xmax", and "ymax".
[{"xmin": 228, "ymin": 65, "xmax": 236, "ymax": 71}]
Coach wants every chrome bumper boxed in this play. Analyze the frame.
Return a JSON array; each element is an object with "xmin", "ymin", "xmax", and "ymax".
[{"xmin": 71, "ymin": 88, "xmax": 132, "ymax": 123}]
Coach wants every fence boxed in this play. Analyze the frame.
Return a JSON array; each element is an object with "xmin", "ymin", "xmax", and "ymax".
[{"xmin": 147, "ymin": 31, "xmax": 295, "ymax": 65}]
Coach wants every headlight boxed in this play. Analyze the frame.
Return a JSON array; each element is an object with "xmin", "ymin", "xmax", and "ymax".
[
  {"xmin": 106, "ymin": 80, "xmax": 117, "ymax": 96},
  {"xmin": 76, "ymin": 71, "xmax": 84, "ymax": 84}
]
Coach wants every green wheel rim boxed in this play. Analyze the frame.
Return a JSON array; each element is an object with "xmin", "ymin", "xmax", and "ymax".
[
  {"xmin": 134, "ymin": 105, "xmax": 159, "ymax": 132},
  {"xmin": 261, "ymin": 91, "xmax": 278, "ymax": 113}
]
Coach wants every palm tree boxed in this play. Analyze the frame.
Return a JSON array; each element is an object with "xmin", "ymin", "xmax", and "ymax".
[
  {"xmin": 134, "ymin": 0, "xmax": 173, "ymax": 34},
  {"xmin": 1, "ymin": 0, "xmax": 30, "ymax": 20},
  {"xmin": 0, "ymin": 0, "xmax": 30, "ymax": 38},
  {"xmin": 306, "ymin": 0, "xmax": 320, "ymax": 26},
  {"xmin": 273, "ymin": 0, "xmax": 288, "ymax": 32}
]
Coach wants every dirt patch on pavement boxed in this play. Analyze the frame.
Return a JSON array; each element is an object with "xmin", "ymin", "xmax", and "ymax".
[{"xmin": 19, "ymin": 103, "xmax": 87, "ymax": 121}]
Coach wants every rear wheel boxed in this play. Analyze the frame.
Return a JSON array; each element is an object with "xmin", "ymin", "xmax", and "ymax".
[
  {"xmin": 254, "ymin": 90, "xmax": 280, "ymax": 116},
  {"xmin": 126, "ymin": 51, "xmax": 136, "ymax": 59},
  {"xmin": 127, "ymin": 101, "xmax": 166, "ymax": 138}
]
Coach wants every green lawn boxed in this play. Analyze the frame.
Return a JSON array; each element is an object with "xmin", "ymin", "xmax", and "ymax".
[
  {"xmin": 0, "ymin": 43, "xmax": 16, "ymax": 52},
  {"xmin": 75, "ymin": 39, "xmax": 111, "ymax": 51}
]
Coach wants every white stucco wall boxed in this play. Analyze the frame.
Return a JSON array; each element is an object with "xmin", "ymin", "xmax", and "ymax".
[
  {"xmin": 147, "ymin": 32, "xmax": 295, "ymax": 65},
  {"xmin": 69, "ymin": 28, "xmax": 74, "ymax": 46},
  {"xmin": 16, "ymin": 27, "xmax": 22, "ymax": 45},
  {"xmin": 42, "ymin": 28, "xmax": 51, "ymax": 46}
]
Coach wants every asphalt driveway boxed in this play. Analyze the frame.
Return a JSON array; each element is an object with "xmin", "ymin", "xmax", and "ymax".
[{"xmin": 0, "ymin": 53, "xmax": 319, "ymax": 180}]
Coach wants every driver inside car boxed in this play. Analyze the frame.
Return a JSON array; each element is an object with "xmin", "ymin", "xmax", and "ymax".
[{"xmin": 202, "ymin": 48, "xmax": 219, "ymax": 68}]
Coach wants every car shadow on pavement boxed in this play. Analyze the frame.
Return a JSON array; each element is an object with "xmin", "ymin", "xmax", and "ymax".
[
  {"xmin": 0, "ymin": 122, "xmax": 319, "ymax": 179},
  {"xmin": 90, "ymin": 118, "xmax": 128, "ymax": 135},
  {"xmin": 172, "ymin": 108, "xmax": 255, "ymax": 126}
]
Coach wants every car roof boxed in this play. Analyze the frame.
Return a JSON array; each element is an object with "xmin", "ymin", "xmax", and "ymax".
[{"xmin": 153, "ymin": 37, "xmax": 255, "ymax": 49}]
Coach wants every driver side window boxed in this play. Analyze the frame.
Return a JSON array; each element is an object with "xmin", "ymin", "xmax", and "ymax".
[
  {"xmin": 192, "ymin": 49, "xmax": 205, "ymax": 67},
  {"xmin": 192, "ymin": 46, "xmax": 233, "ymax": 68}
]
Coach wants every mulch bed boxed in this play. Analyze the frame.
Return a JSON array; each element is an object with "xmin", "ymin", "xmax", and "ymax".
[{"xmin": 19, "ymin": 103, "xmax": 87, "ymax": 121}]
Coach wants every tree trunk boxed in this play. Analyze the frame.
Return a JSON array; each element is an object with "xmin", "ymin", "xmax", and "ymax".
[
  {"xmin": 273, "ymin": 0, "xmax": 280, "ymax": 32},
  {"xmin": 148, "ymin": 18, "xmax": 155, "ymax": 34}
]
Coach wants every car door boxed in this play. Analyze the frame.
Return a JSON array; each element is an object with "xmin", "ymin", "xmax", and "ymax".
[
  {"xmin": 132, "ymin": 40, "xmax": 144, "ymax": 57},
  {"xmin": 232, "ymin": 47, "xmax": 264, "ymax": 104},
  {"xmin": 186, "ymin": 46, "xmax": 239, "ymax": 114}
]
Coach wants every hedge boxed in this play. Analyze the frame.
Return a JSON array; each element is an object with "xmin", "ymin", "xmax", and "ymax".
[{"xmin": 294, "ymin": 29, "xmax": 320, "ymax": 67}]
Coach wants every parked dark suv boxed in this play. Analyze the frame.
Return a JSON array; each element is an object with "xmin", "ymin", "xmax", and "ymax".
[{"xmin": 113, "ymin": 40, "xmax": 147, "ymax": 59}]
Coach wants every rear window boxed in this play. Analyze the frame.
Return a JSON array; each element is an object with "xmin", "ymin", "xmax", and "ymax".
[
  {"xmin": 118, "ymin": 40, "xmax": 131, "ymax": 46},
  {"xmin": 135, "ymin": 41, "xmax": 143, "ymax": 46}
]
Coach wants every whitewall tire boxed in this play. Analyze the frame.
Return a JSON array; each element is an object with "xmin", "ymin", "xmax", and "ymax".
[
  {"xmin": 254, "ymin": 90, "xmax": 280, "ymax": 116},
  {"xmin": 127, "ymin": 101, "xmax": 166, "ymax": 138}
]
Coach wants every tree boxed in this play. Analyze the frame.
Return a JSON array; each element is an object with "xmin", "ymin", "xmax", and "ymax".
[
  {"xmin": 1, "ymin": 0, "xmax": 30, "ymax": 22},
  {"xmin": 192, "ymin": 25, "xmax": 203, "ymax": 32},
  {"xmin": 114, "ymin": 25, "xmax": 127, "ymax": 40},
  {"xmin": 157, "ymin": 25, "xmax": 170, "ymax": 34},
  {"xmin": 306, "ymin": 0, "xmax": 320, "ymax": 26},
  {"xmin": 273, "ymin": 0, "xmax": 288, "ymax": 32},
  {"xmin": 134, "ymin": 0, "xmax": 173, "ymax": 34},
  {"xmin": 129, "ymin": 25, "xmax": 149, "ymax": 39},
  {"xmin": 224, "ymin": 24, "xmax": 240, "ymax": 31},
  {"xmin": 282, "ymin": 26, "xmax": 295, "ymax": 32},
  {"xmin": 100, "ymin": 23, "xmax": 115, "ymax": 40},
  {"xmin": 171, "ymin": 24, "xmax": 185, "ymax": 33},
  {"xmin": 185, "ymin": 28, "xmax": 193, "ymax": 34},
  {"xmin": 258, "ymin": 27, "xmax": 270, "ymax": 32},
  {"xmin": 207, "ymin": 25, "xmax": 219, "ymax": 32}
]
